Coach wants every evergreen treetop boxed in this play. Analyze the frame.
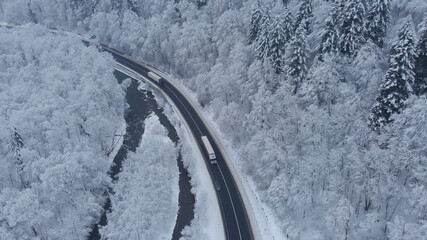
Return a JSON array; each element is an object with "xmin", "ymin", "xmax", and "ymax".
[
  {"xmin": 369, "ymin": 18, "xmax": 417, "ymax": 132},
  {"xmin": 365, "ymin": 0, "xmax": 391, "ymax": 47},
  {"xmin": 339, "ymin": 0, "xmax": 366, "ymax": 57},
  {"xmin": 320, "ymin": 2, "xmax": 341, "ymax": 54},
  {"xmin": 287, "ymin": 21, "xmax": 308, "ymax": 94},
  {"xmin": 255, "ymin": 10, "xmax": 272, "ymax": 62},
  {"xmin": 295, "ymin": 0, "xmax": 313, "ymax": 33},
  {"xmin": 269, "ymin": 16, "xmax": 287, "ymax": 74},
  {"xmin": 414, "ymin": 17, "xmax": 427, "ymax": 95},
  {"xmin": 249, "ymin": 4, "xmax": 264, "ymax": 45}
]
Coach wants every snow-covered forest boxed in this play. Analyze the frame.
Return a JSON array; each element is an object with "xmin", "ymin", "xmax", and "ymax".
[
  {"xmin": 1, "ymin": 0, "xmax": 426, "ymax": 239},
  {"xmin": 0, "ymin": 26, "xmax": 125, "ymax": 239}
]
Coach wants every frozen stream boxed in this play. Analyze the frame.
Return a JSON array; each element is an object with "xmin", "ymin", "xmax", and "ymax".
[{"xmin": 88, "ymin": 71, "xmax": 195, "ymax": 240}]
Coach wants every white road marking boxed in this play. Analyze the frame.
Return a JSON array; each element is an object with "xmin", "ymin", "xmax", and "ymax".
[{"xmin": 217, "ymin": 165, "xmax": 243, "ymax": 240}]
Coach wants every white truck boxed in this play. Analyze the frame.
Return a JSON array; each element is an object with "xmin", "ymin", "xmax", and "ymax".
[
  {"xmin": 148, "ymin": 71, "xmax": 164, "ymax": 85},
  {"xmin": 201, "ymin": 136, "xmax": 217, "ymax": 164}
]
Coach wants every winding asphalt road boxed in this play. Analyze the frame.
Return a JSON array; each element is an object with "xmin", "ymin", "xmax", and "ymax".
[
  {"xmin": 92, "ymin": 43, "xmax": 255, "ymax": 240},
  {"xmin": 0, "ymin": 23, "xmax": 255, "ymax": 240}
]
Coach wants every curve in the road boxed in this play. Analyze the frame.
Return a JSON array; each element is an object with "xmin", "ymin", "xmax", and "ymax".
[{"xmin": 95, "ymin": 43, "xmax": 255, "ymax": 240}]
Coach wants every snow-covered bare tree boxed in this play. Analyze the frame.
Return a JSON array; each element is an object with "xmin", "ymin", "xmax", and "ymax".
[
  {"xmin": 0, "ymin": 26, "xmax": 125, "ymax": 239},
  {"xmin": 365, "ymin": 0, "xmax": 390, "ymax": 47},
  {"xmin": 287, "ymin": 21, "xmax": 308, "ymax": 94},
  {"xmin": 339, "ymin": 0, "xmax": 366, "ymax": 57},
  {"xmin": 295, "ymin": 0, "xmax": 313, "ymax": 33},
  {"xmin": 414, "ymin": 17, "xmax": 427, "ymax": 95},
  {"xmin": 320, "ymin": 1, "xmax": 341, "ymax": 54},
  {"xmin": 369, "ymin": 18, "xmax": 417, "ymax": 132}
]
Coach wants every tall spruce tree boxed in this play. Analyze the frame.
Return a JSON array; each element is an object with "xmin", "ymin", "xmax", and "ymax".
[
  {"xmin": 249, "ymin": 3, "xmax": 264, "ymax": 45},
  {"xmin": 295, "ymin": 0, "xmax": 313, "ymax": 33},
  {"xmin": 10, "ymin": 127, "xmax": 24, "ymax": 168},
  {"xmin": 339, "ymin": 0, "xmax": 366, "ymax": 57},
  {"xmin": 287, "ymin": 21, "xmax": 308, "ymax": 94},
  {"xmin": 414, "ymin": 17, "xmax": 427, "ymax": 95},
  {"xmin": 268, "ymin": 7, "xmax": 294, "ymax": 74},
  {"xmin": 320, "ymin": 2, "xmax": 341, "ymax": 54},
  {"xmin": 397, "ymin": 18, "xmax": 418, "ymax": 93},
  {"xmin": 269, "ymin": 17, "xmax": 287, "ymax": 74},
  {"xmin": 197, "ymin": 0, "xmax": 208, "ymax": 8},
  {"xmin": 256, "ymin": 11, "xmax": 272, "ymax": 62},
  {"xmin": 127, "ymin": 0, "xmax": 139, "ymax": 15},
  {"xmin": 369, "ymin": 19, "xmax": 417, "ymax": 132},
  {"xmin": 366, "ymin": 0, "xmax": 391, "ymax": 47},
  {"xmin": 282, "ymin": 6, "xmax": 294, "ymax": 42},
  {"xmin": 10, "ymin": 127, "xmax": 28, "ymax": 187}
]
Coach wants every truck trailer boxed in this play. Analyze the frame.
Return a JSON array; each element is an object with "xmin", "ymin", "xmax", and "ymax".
[
  {"xmin": 148, "ymin": 71, "xmax": 164, "ymax": 85},
  {"xmin": 201, "ymin": 136, "xmax": 217, "ymax": 164}
]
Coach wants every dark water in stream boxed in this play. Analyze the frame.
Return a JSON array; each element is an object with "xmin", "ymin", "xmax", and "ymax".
[{"xmin": 88, "ymin": 71, "xmax": 195, "ymax": 240}]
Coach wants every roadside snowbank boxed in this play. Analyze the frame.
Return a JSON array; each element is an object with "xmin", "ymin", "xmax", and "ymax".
[{"xmin": 154, "ymin": 92, "xmax": 225, "ymax": 240}]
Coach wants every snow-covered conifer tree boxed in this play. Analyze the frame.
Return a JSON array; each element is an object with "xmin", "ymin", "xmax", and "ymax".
[
  {"xmin": 197, "ymin": 0, "xmax": 207, "ymax": 9},
  {"xmin": 320, "ymin": 2, "xmax": 340, "ymax": 54},
  {"xmin": 10, "ymin": 127, "xmax": 24, "ymax": 169},
  {"xmin": 339, "ymin": 0, "xmax": 366, "ymax": 57},
  {"xmin": 282, "ymin": 0, "xmax": 290, "ymax": 6},
  {"xmin": 267, "ymin": 7, "xmax": 293, "ymax": 74},
  {"xmin": 269, "ymin": 16, "xmax": 287, "ymax": 74},
  {"xmin": 295, "ymin": 0, "xmax": 313, "ymax": 33},
  {"xmin": 282, "ymin": 6, "xmax": 294, "ymax": 42},
  {"xmin": 127, "ymin": 0, "xmax": 139, "ymax": 15},
  {"xmin": 369, "ymin": 18, "xmax": 417, "ymax": 132},
  {"xmin": 366, "ymin": 0, "xmax": 390, "ymax": 47},
  {"xmin": 249, "ymin": 3, "xmax": 263, "ymax": 45},
  {"xmin": 396, "ymin": 18, "xmax": 418, "ymax": 93},
  {"xmin": 287, "ymin": 21, "xmax": 308, "ymax": 94},
  {"xmin": 256, "ymin": 10, "xmax": 272, "ymax": 62},
  {"xmin": 414, "ymin": 17, "xmax": 427, "ymax": 95}
]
